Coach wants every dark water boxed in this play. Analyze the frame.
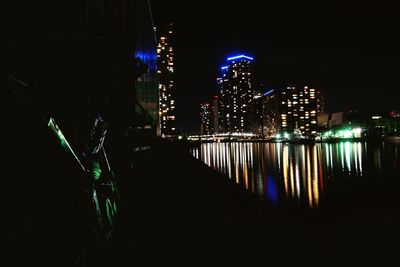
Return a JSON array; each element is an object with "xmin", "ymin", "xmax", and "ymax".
[{"xmin": 192, "ymin": 141, "xmax": 400, "ymax": 208}]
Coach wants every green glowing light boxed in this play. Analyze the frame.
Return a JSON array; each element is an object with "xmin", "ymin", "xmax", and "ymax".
[
  {"xmin": 48, "ymin": 117, "xmax": 86, "ymax": 171},
  {"xmin": 92, "ymin": 161, "xmax": 102, "ymax": 181},
  {"xmin": 342, "ymin": 129, "xmax": 353, "ymax": 138},
  {"xmin": 106, "ymin": 199, "xmax": 114, "ymax": 227}
]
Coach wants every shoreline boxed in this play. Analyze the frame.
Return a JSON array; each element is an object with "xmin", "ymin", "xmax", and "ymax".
[{"xmin": 188, "ymin": 136, "xmax": 400, "ymax": 144}]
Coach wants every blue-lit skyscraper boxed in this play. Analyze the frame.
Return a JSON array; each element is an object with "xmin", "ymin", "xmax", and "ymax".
[{"xmin": 218, "ymin": 55, "xmax": 254, "ymax": 133}]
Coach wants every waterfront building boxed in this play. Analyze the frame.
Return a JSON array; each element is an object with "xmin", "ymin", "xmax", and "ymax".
[
  {"xmin": 262, "ymin": 89, "xmax": 280, "ymax": 137},
  {"xmin": 212, "ymin": 95, "xmax": 219, "ymax": 134},
  {"xmin": 200, "ymin": 102, "xmax": 213, "ymax": 135},
  {"xmin": 250, "ymin": 92, "xmax": 264, "ymax": 136},
  {"xmin": 334, "ymin": 111, "xmax": 400, "ymax": 137},
  {"xmin": 262, "ymin": 86, "xmax": 324, "ymax": 137},
  {"xmin": 217, "ymin": 54, "xmax": 254, "ymax": 133},
  {"xmin": 157, "ymin": 23, "xmax": 176, "ymax": 138}
]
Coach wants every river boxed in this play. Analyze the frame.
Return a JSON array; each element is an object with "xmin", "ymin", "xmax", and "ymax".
[{"xmin": 191, "ymin": 141, "xmax": 400, "ymax": 208}]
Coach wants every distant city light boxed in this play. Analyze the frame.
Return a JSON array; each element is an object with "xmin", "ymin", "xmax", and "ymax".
[
  {"xmin": 283, "ymin": 132, "xmax": 289, "ymax": 139},
  {"xmin": 324, "ymin": 131, "xmax": 333, "ymax": 138},
  {"xmin": 353, "ymin": 128, "xmax": 362, "ymax": 138},
  {"xmin": 322, "ymin": 127, "xmax": 364, "ymax": 140},
  {"xmin": 227, "ymin": 54, "xmax": 254, "ymax": 61},
  {"xmin": 221, "ymin": 66, "xmax": 229, "ymax": 70},
  {"xmin": 341, "ymin": 130, "xmax": 353, "ymax": 138}
]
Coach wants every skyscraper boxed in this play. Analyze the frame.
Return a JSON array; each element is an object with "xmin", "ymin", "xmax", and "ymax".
[
  {"xmin": 262, "ymin": 89, "xmax": 280, "ymax": 137},
  {"xmin": 212, "ymin": 96, "xmax": 219, "ymax": 134},
  {"xmin": 199, "ymin": 96, "xmax": 219, "ymax": 135},
  {"xmin": 157, "ymin": 23, "xmax": 176, "ymax": 138},
  {"xmin": 200, "ymin": 102, "xmax": 213, "ymax": 135},
  {"xmin": 218, "ymin": 71, "xmax": 229, "ymax": 133},
  {"xmin": 250, "ymin": 92, "xmax": 264, "ymax": 136},
  {"xmin": 218, "ymin": 54, "xmax": 254, "ymax": 133}
]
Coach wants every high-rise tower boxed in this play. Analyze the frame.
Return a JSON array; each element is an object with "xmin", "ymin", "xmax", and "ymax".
[
  {"xmin": 157, "ymin": 23, "xmax": 176, "ymax": 138},
  {"xmin": 218, "ymin": 55, "xmax": 254, "ymax": 133}
]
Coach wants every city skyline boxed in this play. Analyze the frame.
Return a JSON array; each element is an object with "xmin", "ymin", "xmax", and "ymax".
[
  {"xmin": 151, "ymin": 1, "xmax": 399, "ymax": 135},
  {"xmin": 3, "ymin": 2, "xmax": 400, "ymax": 264}
]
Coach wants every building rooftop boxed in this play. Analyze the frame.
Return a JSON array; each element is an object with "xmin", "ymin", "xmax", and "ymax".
[{"xmin": 226, "ymin": 54, "xmax": 254, "ymax": 61}]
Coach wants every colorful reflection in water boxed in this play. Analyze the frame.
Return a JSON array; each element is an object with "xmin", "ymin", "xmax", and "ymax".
[{"xmin": 190, "ymin": 142, "xmax": 395, "ymax": 207}]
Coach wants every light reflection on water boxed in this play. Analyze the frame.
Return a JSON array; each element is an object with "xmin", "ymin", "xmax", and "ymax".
[{"xmin": 191, "ymin": 141, "xmax": 400, "ymax": 207}]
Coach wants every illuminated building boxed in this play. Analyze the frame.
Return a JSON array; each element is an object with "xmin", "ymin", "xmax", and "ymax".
[
  {"xmin": 212, "ymin": 96, "xmax": 219, "ymax": 134},
  {"xmin": 200, "ymin": 103, "xmax": 213, "ymax": 135},
  {"xmin": 263, "ymin": 86, "xmax": 324, "ymax": 137},
  {"xmin": 200, "ymin": 96, "xmax": 219, "ymax": 135},
  {"xmin": 340, "ymin": 112, "xmax": 400, "ymax": 137},
  {"xmin": 262, "ymin": 89, "xmax": 280, "ymax": 137},
  {"xmin": 218, "ymin": 69, "xmax": 229, "ymax": 133},
  {"xmin": 218, "ymin": 54, "xmax": 254, "ymax": 133},
  {"xmin": 317, "ymin": 90, "xmax": 325, "ymax": 114},
  {"xmin": 250, "ymin": 92, "xmax": 264, "ymax": 136},
  {"xmin": 157, "ymin": 23, "xmax": 176, "ymax": 138}
]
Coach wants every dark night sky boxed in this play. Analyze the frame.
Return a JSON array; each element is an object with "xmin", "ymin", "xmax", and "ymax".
[{"xmin": 151, "ymin": 0, "xmax": 399, "ymax": 135}]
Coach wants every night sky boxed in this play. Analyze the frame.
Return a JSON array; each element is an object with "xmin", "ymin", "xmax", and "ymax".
[{"xmin": 151, "ymin": 1, "xmax": 399, "ymax": 135}]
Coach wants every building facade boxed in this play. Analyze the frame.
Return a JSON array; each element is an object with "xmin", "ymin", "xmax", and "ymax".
[
  {"xmin": 341, "ymin": 112, "xmax": 400, "ymax": 136},
  {"xmin": 212, "ymin": 96, "xmax": 219, "ymax": 134},
  {"xmin": 218, "ymin": 55, "xmax": 254, "ymax": 133},
  {"xmin": 262, "ymin": 89, "xmax": 280, "ymax": 137},
  {"xmin": 200, "ymin": 103, "xmax": 213, "ymax": 135},
  {"xmin": 263, "ymin": 86, "xmax": 323, "ymax": 137},
  {"xmin": 250, "ymin": 92, "xmax": 264, "ymax": 136},
  {"xmin": 157, "ymin": 23, "xmax": 176, "ymax": 138},
  {"xmin": 218, "ymin": 69, "xmax": 229, "ymax": 133}
]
